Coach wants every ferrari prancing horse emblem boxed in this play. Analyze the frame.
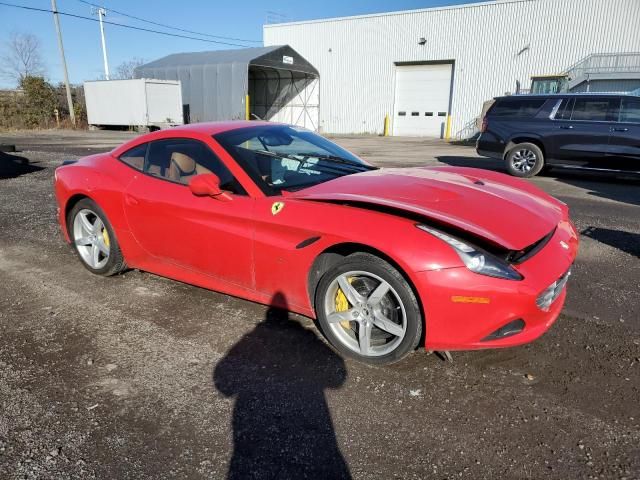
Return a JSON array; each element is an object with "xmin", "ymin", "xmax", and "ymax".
[{"xmin": 271, "ymin": 201, "xmax": 285, "ymax": 215}]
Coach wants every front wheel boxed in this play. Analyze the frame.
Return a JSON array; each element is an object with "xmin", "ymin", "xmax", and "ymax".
[
  {"xmin": 68, "ymin": 198, "xmax": 126, "ymax": 276},
  {"xmin": 315, "ymin": 253, "xmax": 423, "ymax": 365},
  {"xmin": 505, "ymin": 142, "xmax": 545, "ymax": 178}
]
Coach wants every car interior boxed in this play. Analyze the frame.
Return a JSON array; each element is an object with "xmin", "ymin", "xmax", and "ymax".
[
  {"xmin": 147, "ymin": 142, "xmax": 226, "ymax": 188},
  {"xmin": 168, "ymin": 152, "xmax": 213, "ymax": 184}
]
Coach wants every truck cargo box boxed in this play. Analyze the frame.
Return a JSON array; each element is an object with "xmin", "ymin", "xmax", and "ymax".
[{"xmin": 84, "ymin": 79, "xmax": 183, "ymax": 130}]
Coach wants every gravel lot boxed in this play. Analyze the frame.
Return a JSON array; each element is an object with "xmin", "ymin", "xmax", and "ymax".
[{"xmin": 0, "ymin": 130, "xmax": 638, "ymax": 479}]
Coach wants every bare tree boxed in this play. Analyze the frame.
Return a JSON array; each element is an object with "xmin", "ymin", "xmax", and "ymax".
[
  {"xmin": 113, "ymin": 57, "xmax": 146, "ymax": 80},
  {"xmin": 1, "ymin": 32, "xmax": 46, "ymax": 85}
]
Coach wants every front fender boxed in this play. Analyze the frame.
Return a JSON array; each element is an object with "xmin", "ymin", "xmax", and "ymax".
[{"xmin": 251, "ymin": 197, "xmax": 465, "ymax": 314}]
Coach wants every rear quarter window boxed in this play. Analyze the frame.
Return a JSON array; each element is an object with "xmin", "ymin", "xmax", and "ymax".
[
  {"xmin": 489, "ymin": 98, "xmax": 547, "ymax": 117},
  {"xmin": 119, "ymin": 143, "xmax": 147, "ymax": 170}
]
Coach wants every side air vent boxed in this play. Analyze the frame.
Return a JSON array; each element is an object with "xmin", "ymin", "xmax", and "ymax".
[{"xmin": 482, "ymin": 319, "xmax": 525, "ymax": 341}]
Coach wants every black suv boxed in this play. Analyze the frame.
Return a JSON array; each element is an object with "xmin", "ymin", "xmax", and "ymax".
[{"xmin": 476, "ymin": 93, "xmax": 640, "ymax": 177}]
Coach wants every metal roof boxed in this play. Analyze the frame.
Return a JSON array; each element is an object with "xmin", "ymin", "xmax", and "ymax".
[
  {"xmin": 138, "ymin": 46, "xmax": 282, "ymax": 69},
  {"xmin": 263, "ymin": 0, "xmax": 536, "ymax": 27},
  {"xmin": 134, "ymin": 45, "xmax": 319, "ymax": 123},
  {"xmin": 136, "ymin": 45, "xmax": 318, "ymax": 75}
]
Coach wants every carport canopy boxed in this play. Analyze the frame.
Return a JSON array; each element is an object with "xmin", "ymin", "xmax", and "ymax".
[{"xmin": 134, "ymin": 45, "xmax": 319, "ymax": 129}]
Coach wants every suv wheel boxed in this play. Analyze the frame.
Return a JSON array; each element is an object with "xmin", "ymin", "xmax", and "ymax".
[{"xmin": 505, "ymin": 143, "xmax": 544, "ymax": 178}]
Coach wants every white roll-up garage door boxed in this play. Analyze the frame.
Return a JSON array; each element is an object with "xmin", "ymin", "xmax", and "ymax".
[{"xmin": 393, "ymin": 63, "xmax": 452, "ymax": 137}]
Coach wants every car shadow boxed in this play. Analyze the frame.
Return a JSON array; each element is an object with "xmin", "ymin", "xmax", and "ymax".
[
  {"xmin": 213, "ymin": 292, "xmax": 351, "ymax": 480},
  {"xmin": 438, "ymin": 155, "xmax": 640, "ymax": 207},
  {"xmin": 436, "ymin": 155, "xmax": 506, "ymax": 172},
  {"xmin": 554, "ymin": 175, "xmax": 640, "ymax": 207},
  {"xmin": 581, "ymin": 226, "xmax": 640, "ymax": 258},
  {"xmin": 0, "ymin": 152, "xmax": 44, "ymax": 180}
]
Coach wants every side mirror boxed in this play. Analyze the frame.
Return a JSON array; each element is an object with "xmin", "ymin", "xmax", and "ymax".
[{"xmin": 189, "ymin": 174, "xmax": 232, "ymax": 201}]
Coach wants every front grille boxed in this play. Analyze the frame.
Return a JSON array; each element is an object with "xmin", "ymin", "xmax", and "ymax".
[{"xmin": 536, "ymin": 268, "xmax": 571, "ymax": 311}]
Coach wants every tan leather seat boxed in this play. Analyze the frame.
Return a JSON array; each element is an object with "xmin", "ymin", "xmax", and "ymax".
[
  {"xmin": 168, "ymin": 152, "xmax": 212, "ymax": 184},
  {"xmin": 147, "ymin": 164, "xmax": 162, "ymax": 177}
]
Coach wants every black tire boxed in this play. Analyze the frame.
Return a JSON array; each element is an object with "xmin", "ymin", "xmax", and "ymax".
[
  {"xmin": 67, "ymin": 198, "xmax": 126, "ymax": 276},
  {"xmin": 315, "ymin": 253, "xmax": 423, "ymax": 365},
  {"xmin": 505, "ymin": 142, "xmax": 545, "ymax": 178}
]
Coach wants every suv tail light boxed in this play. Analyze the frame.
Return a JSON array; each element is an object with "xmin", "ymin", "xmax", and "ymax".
[{"xmin": 481, "ymin": 117, "xmax": 488, "ymax": 133}]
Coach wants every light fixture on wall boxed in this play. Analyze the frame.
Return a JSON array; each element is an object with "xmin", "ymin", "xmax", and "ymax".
[{"xmin": 418, "ymin": 37, "xmax": 427, "ymax": 46}]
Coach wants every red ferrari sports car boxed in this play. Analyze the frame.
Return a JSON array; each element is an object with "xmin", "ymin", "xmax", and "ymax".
[{"xmin": 54, "ymin": 122, "xmax": 578, "ymax": 364}]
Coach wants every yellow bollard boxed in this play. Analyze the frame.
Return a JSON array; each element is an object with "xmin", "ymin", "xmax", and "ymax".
[
  {"xmin": 445, "ymin": 115, "xmax": 452, "ymax": 140},
  {"xmin": 383, "ymin": 114, "xmax": 390, "ymax": 136},
  {"xmin": 245, "ymin": 94, "xmax": 250, "ymax": 121}
]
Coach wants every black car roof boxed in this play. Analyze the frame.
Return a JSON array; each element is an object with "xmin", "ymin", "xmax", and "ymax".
[{"xmin": 495, "ymin": 93, "xmax": 640, "ymax": 100}]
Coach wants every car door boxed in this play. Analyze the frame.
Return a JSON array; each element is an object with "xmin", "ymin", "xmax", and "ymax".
[
  {"xmin": 550, "ymin": 96, "xmax": 618, "ymax": 168},
  {"xmin": 607, "ymin": 96, "xmax": 640, "ymax": 172},
  {"xmin": 123, "ymin": 137, "xmax": 255, "ymax": 288}
]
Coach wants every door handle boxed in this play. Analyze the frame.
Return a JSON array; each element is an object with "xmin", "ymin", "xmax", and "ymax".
[
  {"xmin": 559, "ymin": 125, "xmax": 574, "ymax": 129},
  {"xmin": 124, "ymin": 194, "xmax": 139, "ymax": 206},
  {"xmin": 611, "ymin": 127, "xmax": 629, "ymax": 132}
]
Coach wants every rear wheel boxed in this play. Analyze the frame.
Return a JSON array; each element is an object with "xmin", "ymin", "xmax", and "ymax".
[
  {"xmin": 315, "ymin": 253, "xmax": 422, "ymax": 365},
  {"xmin": 68, "ymin": 198, "xmax": 126, "ymax": 276},
  {"xmin": 505, "ymin": 142, "xmax": 544, "ymax": 178}
]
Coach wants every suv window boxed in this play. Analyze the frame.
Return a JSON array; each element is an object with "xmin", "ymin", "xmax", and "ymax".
[
  {"xmin": 553, "ymin": 98, "xmax": 574, "ymax": 120},
  {"xmin": 620, "ymin": 97, "xmax": 640, "ymax": 123},
  {"xmin": 490, "ymin": 98, "xmax": 546, "ymax": 117},
  {"xmin": 119, "ymin": 143, "xmax": 147, "ymax": 170},
  {"xmin": 570, "ymin": 98, "xmax": 620, "ymax": 122},
  {"xmin": 145, "ymin": 139, "xmax": 245, "ymax": 194}
]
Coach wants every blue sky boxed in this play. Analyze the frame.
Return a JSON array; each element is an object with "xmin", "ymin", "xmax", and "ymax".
[{"xmin": 1, "ymin": 0, "xmax": 484, "ymax": 88}]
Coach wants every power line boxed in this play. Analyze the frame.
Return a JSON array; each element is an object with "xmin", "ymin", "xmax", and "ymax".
[
  {"xmin": 0, "ymin": 1, "xmax": 258, "ymax": 48},
  {"xmin": 75, "ymin": 0, "xmax": 262, "ymax": 44}
]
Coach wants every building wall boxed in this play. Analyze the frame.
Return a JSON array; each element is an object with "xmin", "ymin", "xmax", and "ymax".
[
  {"xmin": 263, "ymin": 0, "xmax": 640, "ymax": 136},
  {"xmin": 571, "ymin": 79, "xmax": 640, "ymax": 93}
]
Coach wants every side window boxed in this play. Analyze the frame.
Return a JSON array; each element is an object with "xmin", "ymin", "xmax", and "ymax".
[
  {"xmin": 553, "ymin": 98, "xmax": 573, "ymax": 120},
  {"xmin": 119, "ymin": 143, "xmax": 147, "ymax": 170},
  {"xmin": 570, "ymin": 98, "xmax": 619, "ymax": 122},
  {"xmin": 490, "ymin": 98, "xmax": 546, "ymax": 117},
  {"xmin": 620, "ymin": 98, "xmax": 640, "ymax": 123},
  {"xmin": 146, "ymin": 139, "xmax": 245, "ymax": 194}
]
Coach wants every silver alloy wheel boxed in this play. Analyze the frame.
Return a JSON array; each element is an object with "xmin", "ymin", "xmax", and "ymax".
[
  {"xmin": 72, "ymin": 208, "xmax": 110, "ymax": 269},
  {"xmin": 511, "ymin": 148, "xmax": 537, "ymax": 173},
  {"xmin": 323, "ymin": 270, "xmax": 407, "ymax": 357}
]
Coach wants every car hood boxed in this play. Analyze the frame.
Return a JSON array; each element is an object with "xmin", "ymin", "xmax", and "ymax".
[{"xmin": 289, "ymin": 166, "xmax": 566, "ymax": 250}]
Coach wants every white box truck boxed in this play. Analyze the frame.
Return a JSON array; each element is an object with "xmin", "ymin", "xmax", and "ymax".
[{"xmin": 84, "ymin": 79, "xmax": 183, "ymax": 131}]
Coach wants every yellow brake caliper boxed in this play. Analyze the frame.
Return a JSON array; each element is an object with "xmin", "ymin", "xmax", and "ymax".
[
  {"xmin": 102, "ymin": 228, "xmax": 110, "ymax": 248},
  {"xmin": 335, "ymin": 277, "xmax": 353, "ymax": 329}
]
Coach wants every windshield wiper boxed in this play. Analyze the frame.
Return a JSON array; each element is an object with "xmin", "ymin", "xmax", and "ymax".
[
  {"xmin": 295, "ymin": 152, "xmax": 378, "ymax": 170},
  {"xmin": 253, "ymin": 150, "xmax": 372, "ymax": 177},
  {"xmin": 255, "ymin": 149, "xmax": 376, "ymax": 172}
]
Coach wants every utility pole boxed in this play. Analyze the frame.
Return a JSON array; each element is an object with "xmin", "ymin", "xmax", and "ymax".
[
  {"xmin": 93, "ymin": 7, "xmax": 110, "ymax": 80},
  {"xmin": 51, "ymin": 0, "xmax": 76, "ymax": 126}
]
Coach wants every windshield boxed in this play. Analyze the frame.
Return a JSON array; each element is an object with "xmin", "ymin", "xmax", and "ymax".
[{"xmin": 213, "ymin": 125, "xmax": 376, "ymax": 195}]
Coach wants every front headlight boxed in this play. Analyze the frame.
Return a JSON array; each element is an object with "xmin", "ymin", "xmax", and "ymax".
[{"xmin": 417, "ymin": 224, "xmax": 523, "ymax": 281}]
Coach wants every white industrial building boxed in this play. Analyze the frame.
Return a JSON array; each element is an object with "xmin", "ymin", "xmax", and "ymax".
[{"xmin": 263, "ymin": 0, "xmax": 640, "ymax": 138}]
